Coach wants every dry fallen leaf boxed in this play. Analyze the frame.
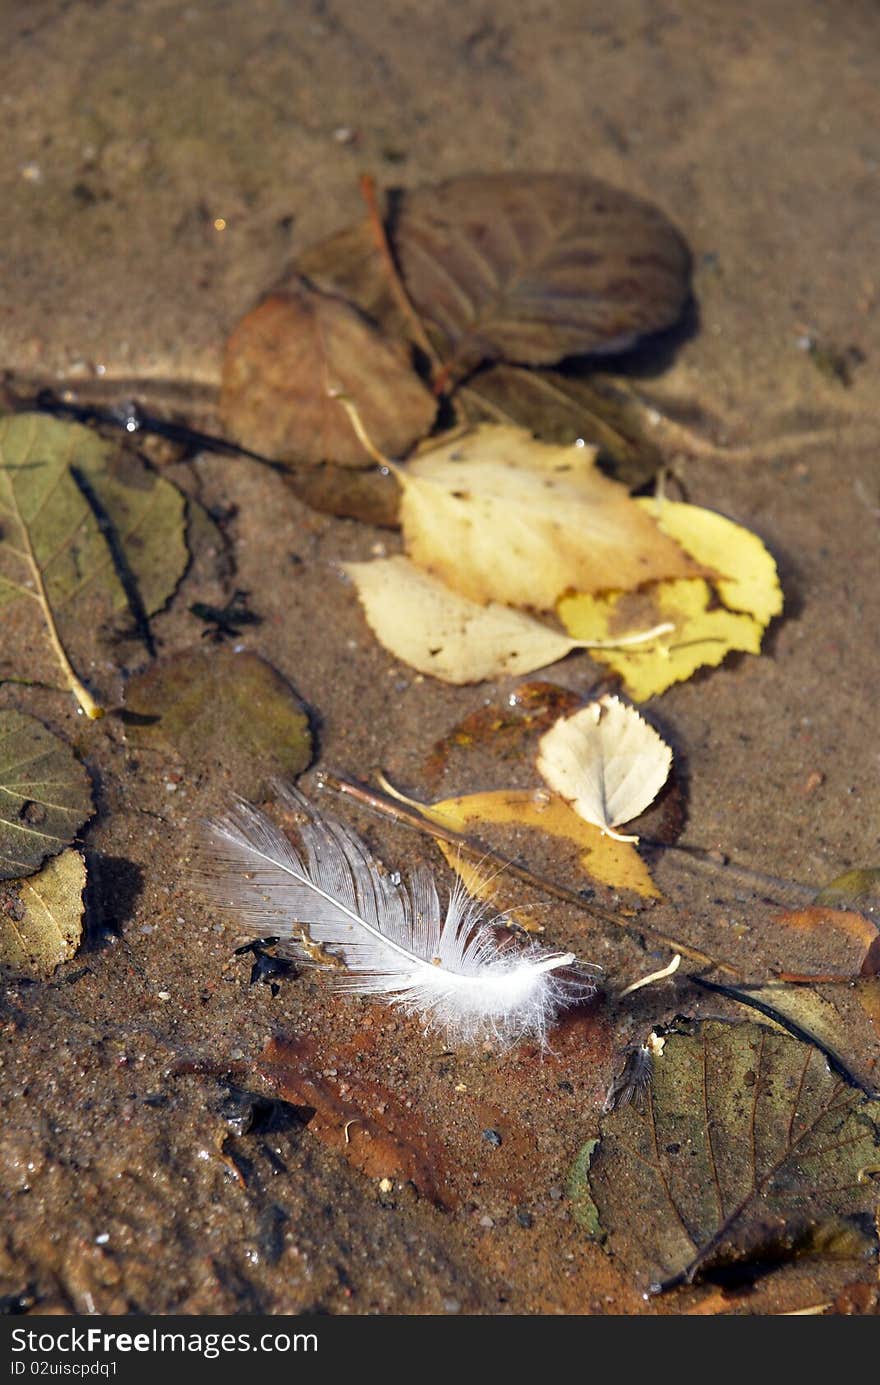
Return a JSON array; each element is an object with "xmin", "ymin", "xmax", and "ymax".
[
  {"xmin": 0, "ymin": 848, "xmax": 86, "ymax": 977},
  {"xmin": 397, "ymin": 425, "xmax": 700, "ymax": 610},
  {"xmin": 343, "ymin": 555, "xmax": 671, "ymax": 684},
  {"xmin": 219, "ymin": 278, "xmax": 437, "ymax": 466},
  {"xmin": 537, "ymin": 695, "xmax": 672, "ymax": 842}
]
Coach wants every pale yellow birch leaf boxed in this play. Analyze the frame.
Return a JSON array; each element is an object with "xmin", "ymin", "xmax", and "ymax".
[{"xmin": 537, "ymin": 695, "xmax": 672, "ymax": 842}]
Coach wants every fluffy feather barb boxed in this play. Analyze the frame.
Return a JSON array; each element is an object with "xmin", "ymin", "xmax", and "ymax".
[{"xmin": 203, "ymin": 788, "xmax": 594, "ymax": 1046}]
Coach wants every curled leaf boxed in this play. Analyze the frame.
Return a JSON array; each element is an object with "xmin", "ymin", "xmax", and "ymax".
[
  {"xmin": 0, "ymin": 710, "xmax": 93, "ymax": 880},
  {"xmin": 537, "ymin": 695, "xmax": 672, "ymax": 842},
  {"xmin": 0, "ymin": 848, "xmax": 86, "ymax": 977},
  {"xmin": 398, "ymin": 424, "xmax": 699, "ymax": 610}
]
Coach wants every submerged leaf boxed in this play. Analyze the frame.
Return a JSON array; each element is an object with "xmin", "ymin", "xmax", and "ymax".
[
  {"xmin": 558, "ymin": 500, "xmax": 781, "ymax": 700},
  {"xmin": 219, "ymin": 280, "xmax": 437, "ymax": 466},
  {"xmin": 537, "ymin": 696, "xmax": 672, "ymax": 842},
  {"xmin": 385, "ymin": 785, "xmax": 660, "ymax": 900},
  {"xmin": 0, "ymin": 711, "xmax": 93, "ymax": 880},
  {"xmin": 583, "ymin": 1019, "xmax": 880, "ymax": 1292},
  {"xmin": 0, "ymin": 848, "xmax": 86, "ymax": 977},
  {"xmin": 398, "ymin": 425, "xmax": 699, "ymax": 610},
  {"xmin": 459, "ymin": 364, "xmax": 666, "ymax": 490},
  {"xmin": 394, "ymin": 172, "xmax": 691, "ymax": 380},
  {"xmin": 344, "ymin": 555, "xmax": 585, "ymax": 683},
  {"xmin": 559, "ymin": 579, "xmax": 762, "ymax": 701},
  {"xmin": 0, "ymin": 414, "xmax": 188, "ymax": 714},
  {"xmin": 124, "ymin": 648, "xmax": 312, "ymax": 799}
]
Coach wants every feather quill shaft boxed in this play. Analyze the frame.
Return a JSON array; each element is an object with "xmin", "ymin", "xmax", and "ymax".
[{"xmin": 203, "ymin": 787, "xmax": 593, "ymax": 1045}]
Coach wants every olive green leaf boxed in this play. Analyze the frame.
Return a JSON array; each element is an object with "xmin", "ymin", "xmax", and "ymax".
[
  {"xmin": 0, "ymin": 710, "xmax": 93, "ymax": 879},
  {"xmin": 0, "ymin": 848, "xmax": 86, "ymax": 976},
  {"xmin": 0, "ymin": 413, "xmax": 188, "ymax": 716},
  {"xmin": 123, "ymin": 648, "xmax": 313, "ymax": 799},
  {"xmin": 580, "ymin": 1020, "xmax": 880, "ymax": 1293}
]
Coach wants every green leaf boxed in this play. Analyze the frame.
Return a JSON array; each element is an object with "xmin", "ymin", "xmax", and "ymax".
[
  {"xmin": 0, "ymin": 414, "xmax": 188, "ymax": 715},
  {"xmin": 567, "ymin": 1139, "xmax": 605, "ymax": 1239},
  {"xmin": 0, "ymin": 710, "xmax": 93, "ymax": 879},
  {"xmin": 123, "ymin": 648, "xmax": 313, "ymax": 798},
  {"xmin": 582, "ymin": 1020, "xmax": 880, "ymax": 1293},
  {"xmin": 0, "ymin": 848, "xmax": 86, "ymax": 976}
]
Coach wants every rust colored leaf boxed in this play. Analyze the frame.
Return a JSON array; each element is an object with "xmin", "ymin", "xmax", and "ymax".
[
  {"xmin": 255, "ymin": 1036, "xmax": 453, "ymax": 1208},
  {"xmin": 394, "ymin": 172, "xmax": 691, "ymax": 381},
  {"xmin": 219, "ymin": 279, "xmax": 437, "ymax": 466}
]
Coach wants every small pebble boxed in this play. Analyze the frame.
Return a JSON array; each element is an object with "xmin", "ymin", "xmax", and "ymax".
[
  {"xmin": 482, "ymin": 1128, "xmax": 502, "ymax": 1148},
  {"xmin": 478, "ymin": 1214, "xmax": 494, "ymax": 1229},
  {"xmin": 548, "ymin": 1185, "xmax": 563, "ymax": 1201}
]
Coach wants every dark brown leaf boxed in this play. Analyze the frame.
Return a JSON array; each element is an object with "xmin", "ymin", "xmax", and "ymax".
[
  {"xmin": 219, "ymin": 279, "xmax": 437, "ymax": 466},
  {"xmin": 395, "ymin": 172, "xmax": 691, "ymax": 380}
]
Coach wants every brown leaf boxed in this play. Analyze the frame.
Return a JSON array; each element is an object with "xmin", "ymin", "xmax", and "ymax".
[
  {"xmin": 255, "ymin": 1036, "xmax": 453, "ymax": 1208},
  {"xmin": 219, "ymin": 279, "xmax": 437, "ymax": 466},
  {"xmin": 395, "ymin": 172, "xmax": 691, "ymax": 381}
]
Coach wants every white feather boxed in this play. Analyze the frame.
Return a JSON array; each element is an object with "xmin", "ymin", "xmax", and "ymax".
[{"xmin": 202, "ymin": 787, "xmax": 594, "ymax": 1046}]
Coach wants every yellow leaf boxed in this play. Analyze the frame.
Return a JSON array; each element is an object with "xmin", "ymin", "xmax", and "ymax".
[
  {"xmin": 411, "ymin": 788, "xmax": 660, "ymax": 900},
  {"xmin": 0, "ymin": 849, "xmax": 86, "ymax": 977},
  {"xmin": 558, "ymin": 500, "xmax": 781, "ymax": 700},
  {"xmin": 343, "ymin": 556, "xmax": 672, "ymax": 684},
  {"xmin": 559, "ymin": 580, "xmax": 762, "ymax": 701},
  {"xmin": 636, "ymin": 497, "xmax": 783, "ymax": 624},
  {"xmin": 398, "ymin": 425, "xmax": 699, "ymax": 610}
]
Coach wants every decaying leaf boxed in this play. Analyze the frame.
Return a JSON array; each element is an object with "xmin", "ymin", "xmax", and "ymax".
[
  {"xmin": 0, "ymin": 710, "xmax": 93, "ymax": 880},
  {"xmin": 255, "ymin": 1035, "xmax": 452, "ymax": 1207},
  {"xmin": 537, "ymin": 695, "xmax": 672, "ymax": 842},
  {"xmin": 394, "ymin": 173, "xmax": 691, "ymax": 381},
  {"xmin": 343, "ymin": 555, "xmax": 626, "ymax": 683},
  {"xmin": 582, "ymin": 1019, "xmax": 880, "ymax": 1292},
  {"xmin": 459, "ymin": 364, "xmax": 666, "ymax": 490},
  {"xmin": 219, "ymin": 280, "xmax": 437, "ymax": 466},
  {"xmin": 0, "ymin": 414, "xmax": 188, "ymax": 715},
  {"xmin": 124, "ymin": 648, "xmax": 312, "ymax": 799},
  {"xmin": 398, "ymin": 425, "xmax": 699, "ymax": 611},
  {"xmin": 0, "ymin": 848, "xmax": 86, "ymax": 977},
  {"xmin": 558, "ymin": 501, "xmax": 781, "ymax": 700},
  {"xmin": 379, "ymin": 783, "xmax": 660, "ymax": 900}
]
